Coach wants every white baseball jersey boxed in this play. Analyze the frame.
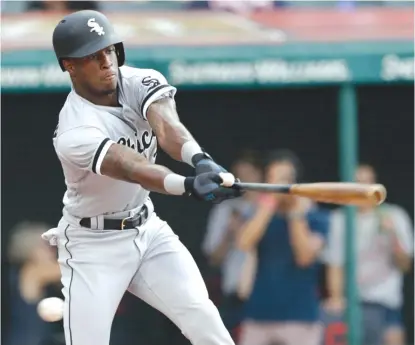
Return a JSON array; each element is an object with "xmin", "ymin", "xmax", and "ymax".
[
  {"xmin": 47, "ymin": 65, "xmax": 234, "ymax": 345},
  {"xmin": 53, "ymin": 66, "xmax": 177, "ymax": 219}
]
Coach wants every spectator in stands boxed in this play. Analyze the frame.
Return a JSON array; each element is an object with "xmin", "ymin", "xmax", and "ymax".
[
  {"xmin": 202, "ymin": 150, "xmax": 262, "ymax": 343},
  {"xmin": 100, "ymin": 1, "xmax": 187, "ymax": 12},
  {"xmin": 323, "ymin": 163, "xmax": 413, "ymax": 345},
  {"xmin": 209, "ymin": 0, "xmax": 275, "ymax": 13},
  {"xmin": 26, "ymin": 0, "xmax": 98, "ymax": 12},
  {"xmin": 185, "ymin": 0, "xmax": 278, "ymax": 12},
  {"xmin": 236, "ymin": 149, "xmax": 329, "ymax": 345},
  {"xmin": 5, "ymin": 221, "xmax": 62, "ymax": 345}
]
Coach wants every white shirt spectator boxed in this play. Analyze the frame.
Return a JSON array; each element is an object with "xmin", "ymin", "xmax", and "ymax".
[
  {"xmin": 323, "ymin": 203, "xmax": 413, "ymax": 308},
  {"xmin": 203, "ymin": 198, "xmax": 253, "ymax": 295}
]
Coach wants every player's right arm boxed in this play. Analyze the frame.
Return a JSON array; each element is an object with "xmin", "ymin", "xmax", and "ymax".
[
  {"xmin": 100, "ymin": 142, "xmax": 178, "ymax": 194},
  {"xmin": 55, "ymin": 126, "xmax": 235, "ymax": 201},
  {"xmin": 134, "ymin": 69, "xmax": 232, "ymax": 179}
]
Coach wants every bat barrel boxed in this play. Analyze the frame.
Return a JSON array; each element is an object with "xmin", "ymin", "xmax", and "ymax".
[
  {"xmin": 233, "ymin": 182, "xmax": 387, "ymax": 207},
  {"xmin": 367, "ymin": 184, "xmax": 387, "ymax": 205},
  {"xmin": 290, "ymin": 182, "xmax": 387, "ymax": 206}
]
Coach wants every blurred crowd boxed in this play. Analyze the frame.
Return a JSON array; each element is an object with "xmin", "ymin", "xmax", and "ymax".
[
  {"xmin": 203, "ymin": 150, "xmax": 413, "ymax": 345},
  {"xmin": 1, "ymin": 0, "xmax": 412, "ymax": 14},
  {"xmin": 4, "ymin": 149, "xmax": 413, "ymax": 345}
]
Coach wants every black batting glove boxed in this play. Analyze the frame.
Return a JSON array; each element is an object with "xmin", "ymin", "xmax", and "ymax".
[
  {"xmin": 184, "ymin": 172, "xmax": 242, "ymax": 204},
  {"xmin": 192, "ymin": 152, "xmax": 228, "ymax": 175}
]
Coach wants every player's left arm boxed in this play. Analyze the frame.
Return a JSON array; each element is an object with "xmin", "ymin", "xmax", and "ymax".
[
  {"xmin": 147, "ymin": 97, "xmax": 227, "ymax": 175},
  {"xmin": 147, "ymin": 97, "xmax": 197, "ymax": 162},
  {"xmin": 137, "ymin": 70, "xmax": 228, "ymax": 175}
]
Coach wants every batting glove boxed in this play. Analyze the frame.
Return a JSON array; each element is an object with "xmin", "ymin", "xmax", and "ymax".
[
  {"xmin": 192, "ymin": 152, "xmax": 227, "ymax": 175},
  {"xmin": 184, "ymin": 172, "xmax": 242, "ymax": 203}
]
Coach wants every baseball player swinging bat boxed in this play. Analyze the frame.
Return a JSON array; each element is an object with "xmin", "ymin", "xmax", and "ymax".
[{"xmin": 219, "ymin": 174, "xmax": 387, "ymax": 207}]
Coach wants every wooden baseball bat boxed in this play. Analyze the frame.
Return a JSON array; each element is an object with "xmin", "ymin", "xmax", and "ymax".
[{"xmin": 231, "ymin": 182, "xmax": 387, "ymax": 207}]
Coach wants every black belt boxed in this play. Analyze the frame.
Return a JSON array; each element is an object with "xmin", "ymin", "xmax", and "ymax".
[{"xmin": 80, "ymin": 205, "xmax": 149, "ymax": 230}]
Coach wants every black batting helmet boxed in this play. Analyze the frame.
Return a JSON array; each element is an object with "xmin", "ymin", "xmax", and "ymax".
[{"xmin": 52, "ymin": 10, "xmax": 125, "ymax": 71}]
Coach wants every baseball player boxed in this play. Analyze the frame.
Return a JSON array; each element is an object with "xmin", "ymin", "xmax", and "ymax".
[{"xmin": 45, "ymin": 10, "xmax": 241, "ymax": 345}]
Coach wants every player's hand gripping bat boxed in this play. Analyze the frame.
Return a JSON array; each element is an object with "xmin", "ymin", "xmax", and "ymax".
[{"xmin": 218, "ymin": 173, "xmax": 387, "ymax": 207}]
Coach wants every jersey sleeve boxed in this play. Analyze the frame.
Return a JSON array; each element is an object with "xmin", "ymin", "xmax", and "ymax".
[
  {"xmin": 135, "ymin": 69, "xmax": 177, "ymax": 120},
  {"xmin": 55, "ymin": 126, "xmax": 116, "ymax": 175}
]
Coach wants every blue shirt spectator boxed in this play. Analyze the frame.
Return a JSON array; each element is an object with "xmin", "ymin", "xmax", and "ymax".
[
  {"xmin": 244, "ymin": 208, "xmax": 329, "ymax": 322},
  {"xmin": 236, "ymin": 149, "xmax": 329, "ymax": 345}
]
